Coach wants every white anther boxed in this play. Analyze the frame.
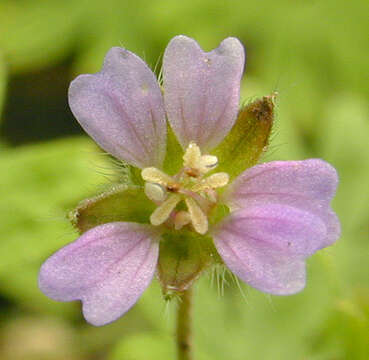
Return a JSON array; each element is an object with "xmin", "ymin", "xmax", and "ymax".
[
  {"xmin": 191, "ymin": 172, "xmax": 229, "ymax": 192},
  {"xmin": 185, "ymin": 198, "xmax": 208, "ymax": 235},
  {"xmin": 199, "ymin": 155, "xmax": 218, "ymax": 171},
  {"xmin": 144, "ymin": 182, "xmax": 167, "ymax": 202},
  {"xmin": 142, "ymin": 167, "xmax": 173, "ymax": 186},
  {"xmin": 150, "ymin": 194, "xmax": 181, "ymax": 226},
  {"xmin": 183, "ymin": 143, "xmax": 219, "ymax": 174},
  {"xmin": 183, "ymin": 142, "xmax": 202, "ymax": 169},
  {"xmin": 206, "ymin": 172, "xmax": 229, "ymax": 188},
  {"xmin": 174, "ymin": 211, "xmax": 191, "ymax": 230}
]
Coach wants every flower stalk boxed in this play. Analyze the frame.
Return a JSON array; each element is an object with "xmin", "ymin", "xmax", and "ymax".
[{"xmin": 176, "ymin": 287, "xmax": 194, "ymax": 360}]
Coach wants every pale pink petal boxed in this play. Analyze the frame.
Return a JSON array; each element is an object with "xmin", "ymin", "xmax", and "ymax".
[
  {"xmin": 212, "ymin": 204, "xmax": 329, "ymax": 295},
  {"xmin": 163, "ymin": 35, "xmax": 245, "ymax": 151},
  {"xmin": 39, "ymin": 223, "xmax": 159, "ymax": 326},
  {"xmin": 69, "ymin": 47, "xmax": 166, "ymax": 168},
  {"xmin": 225, "ymin": 159, "xmax": 340, "ymax": 247}
]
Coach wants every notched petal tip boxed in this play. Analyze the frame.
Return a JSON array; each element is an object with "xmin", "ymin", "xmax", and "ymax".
[
  {"xmin": 68, "ymin": 46, "xmax": 166, "ymax": 169},
  {"xmin": 225, "ymin": 159, "xmax": 341, "ymax": 249},
  {"xmin": 213, "ymin": 153, "xmax": 342, "ymax": 295},
  {"xmin": 305, "ymin": 158, "xmax": 339, "ymax": 193},
  {"xmin": 163, "ymin": 35, "xmax": 245, "ymax": 152},
  {"xmin": 38, "ymin": 222, "xmax": 160, "ymax": 326},
  {"xmin": 167, "ymin": 35, "xmax": 245, "ymax": 63},
  {"xmin": 215, "ymin": 37, "xmax": 246, "ymax": 64},
  {"xmin": 167, "ymin": 34, "xmax": 196, "ymax": 45}
]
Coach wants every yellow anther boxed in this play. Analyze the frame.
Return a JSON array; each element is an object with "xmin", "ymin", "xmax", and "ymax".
[
  {"xmin": 191, "ymin": 172, "xmax": 229, "ymax": 192},
  {"xmin": 183, "ymin": 142, "xmax": 202, "ymax": 169},
  {"xmin": 142, "ymin": 142, "xmax": 230, "ymax": 235},
  {"xmin": 183, "ymin": 142, "xmax": 219, "ymax": 175},
  {"xmin": 144, "ymin": 182, "xmax": 167, "ymax": 202},
  {"xmin": 150, "ymin": 194, "xmax": 181, "ymax": 226},
  {"xmin": 141, "ymin": 167, "xmax": 173, "ymax": 186},
  {"xmin": 185, "ymin": 198, "xmax": 208, "ymax": 235},
  {"xmin": 174, "ymin": 211, "xmax": 191, "ymax": 230}
]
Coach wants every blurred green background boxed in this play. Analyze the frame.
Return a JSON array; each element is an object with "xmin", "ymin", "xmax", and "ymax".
[{"xmin": 0, "ymin": 0, "xmax": 368, "ymax": 359}]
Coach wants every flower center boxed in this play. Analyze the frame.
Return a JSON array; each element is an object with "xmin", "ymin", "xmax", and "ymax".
[{"xmin": 141, "ymin": 142, "xmax": 229, "ymax": 235}]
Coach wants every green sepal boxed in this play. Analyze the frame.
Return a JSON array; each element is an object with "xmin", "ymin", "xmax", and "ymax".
[
  {"xmin": 209, "ymin": 203, "xmax": 230, "ymax": 226},
  {"xmin": 212, "ymin": 94, "xmax": 275, "ymax": 180},
  {"xmin": 68, "ymin": 184, "xmax": 155, "ymax": 234},
  {"xmin": 157, "ymin": 230, "xmax": 221, "ymax": 298},
  {"xmin": 163, "ymin": 124, "xmax": 184, "ymax": 175}
]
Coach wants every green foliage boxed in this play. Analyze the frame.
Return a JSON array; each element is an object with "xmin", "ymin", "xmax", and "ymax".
[
  {"xmin": 0, "ymin": 52, "xmax": 6, "ymax": 120},
  {"xmin": 213, "ymin": 95, "xmax": 274, "ymax": 180}
]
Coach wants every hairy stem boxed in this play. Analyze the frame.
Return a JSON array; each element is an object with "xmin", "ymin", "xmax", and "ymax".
[{"xmin": 176, "ymin": 287, "xmax": 194, "ymax": 360}]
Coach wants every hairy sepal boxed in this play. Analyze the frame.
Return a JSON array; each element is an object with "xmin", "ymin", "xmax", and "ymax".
[
  {"xmin": 69, "ymin": 184, "xmax": 155, "ymax": 234},
  {"xmin": 212, "ymin": 95, "xmax": 275, "ymax": 180},
  {"xmin": 158, "ymin": 230, "xmax": 220, "ymax": 298}
]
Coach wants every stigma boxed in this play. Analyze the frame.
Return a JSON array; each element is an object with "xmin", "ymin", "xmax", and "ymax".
[{"xmin": 141, "ymin": 142, "xmax": 229, "ymax": 235}]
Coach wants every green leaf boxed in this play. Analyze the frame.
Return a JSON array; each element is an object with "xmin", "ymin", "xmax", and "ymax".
[
  {"xmin": 212, "ymin": 95, "xmax": 274, "ymax": 180},
  {"xmin": 69, "ymin": 184, "xmax": 155, "ymax": 234},
  {"xmin": 157, "ymin": 230, "xmax": 220, "ymax": 296}
]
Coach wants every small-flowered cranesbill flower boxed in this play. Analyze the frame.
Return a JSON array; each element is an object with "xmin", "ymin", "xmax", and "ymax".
[{"xmin": 39, "ymin": 35, "xmax": 340, "ymax": 326}]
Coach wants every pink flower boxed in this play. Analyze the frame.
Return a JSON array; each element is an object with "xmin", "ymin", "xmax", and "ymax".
[{"xmin": 39, "ymin": 36, "xmax": 340, "ymax": 326}]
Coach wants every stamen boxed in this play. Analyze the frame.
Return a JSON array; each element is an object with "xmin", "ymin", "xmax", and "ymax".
[
  {"xmin": 183, "ymin": 143, "xmax": 219, "ymax": 174},
  {"xmin": 144, "ymin": 182, "xmax": 167, "ymax": 202},
  {"xmin": 142, "ymin": 142, "xmax": 230, "ymax": 235},
  {"xmin": 191, "ymin": 172, "xmax": 229, "ymax": 192},
  {"xmin": 183, "ymin": 142, "xmax": 201, "ymax": 169},
  {"xmin": 199, "ymin": 155, "xmax": 218, "ymax": 171},
  {"xmin": 185, "ymin": 198, "xmax": 208, "ymax": 235},
  {"xmin": 142, "ymin": 167, "xmax": 173, "ymax": 186},
  {"xmin": 150, "ymin": 194, "xmax": 181, "ymax": 226},
  {"xmin": 174, "ymin": 211, "xmax": 191, "ymax": 230}
]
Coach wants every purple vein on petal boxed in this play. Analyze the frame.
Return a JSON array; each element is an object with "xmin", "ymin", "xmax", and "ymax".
[
  {"xmin": 130, "ymin": 241, "xmax": 156, "ymax": 281},
  {"xmin": 98, "ymin": 89, "xmax": 148, "ymax": 165},
  {"xmin": 86, "ymin": 235, "xmax": 148, "ymax": 290},
  {"xmin": 113, "ymin": 95, "xmax": 152, "ymax": 162},
  {"xmin": 201, "ymin": 93, "xmax": 232, "ymax": 148},
  {"xmin": 163, "ymin": 36, "xmax": 245, "ymax": 151}
]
